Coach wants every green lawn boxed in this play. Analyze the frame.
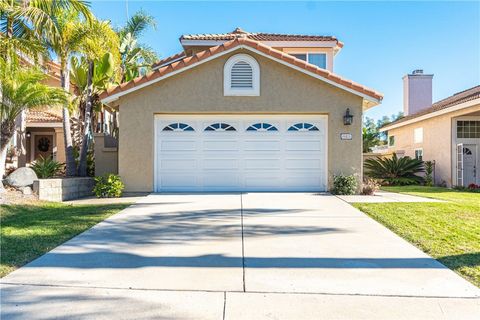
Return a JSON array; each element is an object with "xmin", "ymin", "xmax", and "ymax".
[
  {"xmin": 0, "ymin": 202, "xmax": 130, "ymax": 277},
  {"xmin": 353, "ymin": 186, "xmax": 480, "ymax": 287}
]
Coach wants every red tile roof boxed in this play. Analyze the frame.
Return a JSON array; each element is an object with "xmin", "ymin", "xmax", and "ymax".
[
  {"xmin": 26, "ymin": 110, "xmax": 62, "ymax": 123},
  {"xmin": 383, "ymin": 85, "xmax": 480, "ymax": 128},
  {"xmin": 101, "ymin": 37, "xmax": 382, "ymax": 102},
  {"xmin": 181, "ymin": 27, "xmax": 343, "ymax": 47},
  {"xmin": 152, "ymin": 52, "xmax": 186, "ymax": 69}
]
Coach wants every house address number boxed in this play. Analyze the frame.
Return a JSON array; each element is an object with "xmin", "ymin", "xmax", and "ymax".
[{"xmin": 340, "ymin": 133, "xmax": 352, "ymax": 140}]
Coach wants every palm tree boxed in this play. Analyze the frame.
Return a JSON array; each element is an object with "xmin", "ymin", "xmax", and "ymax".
[
  {"xmin": 42, "ymin": 8, "xmax": 93, "ymax": 176},
  {"xmin": 364, "ymin": 153, "xmax": 425, "ymax": 186},
  {"xmin": 0, "ymin": 56, "xmax": 67, "ymax": 189},
  {"xmin": 1, "ymin": 0, "xmax": 93, "ymax": 176},
  {"xmin": 116, "ymin": 10, "xmax": 158, "ymax": 82},
  {"xmin": 73, "ymin": 18, "xmax": 119, "ymax": 176}
]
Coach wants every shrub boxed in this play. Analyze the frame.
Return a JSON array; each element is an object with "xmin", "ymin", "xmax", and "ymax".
[
  {"xmin": 453, "ymin": 185, "xmax": 480, "ymax": 193},
  {"xmin": 424, "ymin": 161, "xmax": 434, "ymax": 186},
  {"xmin": 361, "ymin": 178, "xmax": 380, "ymax": 195},
  {"xmin": 331, "ymin": 174, "xmax": 357, "ymax": 195},
  {"xmin": 31, "ymin": 156, "xmax": 64, "ymax": 178},
  {"xmin": 93, "ymin": 174, "xmax": 125, "ymax": 198},
  {"xmin": 364, "ymin": 153, "xmax": 424, "ymax": 186}
]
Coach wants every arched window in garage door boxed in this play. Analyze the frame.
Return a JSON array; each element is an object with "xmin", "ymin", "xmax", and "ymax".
[
  {"xmin": 162, "ymin": 123, "xmax": 195, "ymax": 131},
  {"xmin": 288, "ymin": 123, "xmax": 319, "ymax": 132},
  {"xmin": 204, "ymin": 123, "xmax": 237, "ymax": 131},
  {"xmin": 246, "ymin": 123, "xmax": 278, "ymax": 131}
]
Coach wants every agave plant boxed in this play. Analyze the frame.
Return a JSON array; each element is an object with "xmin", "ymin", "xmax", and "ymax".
[
  {"xmin": 364, "ymin": 153, "xmax": 424, "ymax": 185},
  {"xmin": 31, "ymin": 156, "xmax": 64, "ymax": 179}
]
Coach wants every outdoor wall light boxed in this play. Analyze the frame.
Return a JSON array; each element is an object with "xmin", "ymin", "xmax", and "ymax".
[
  {"xmin": 26, "ymin": 131, "xmax": 31, "ymax": 138},
  {"xmin": 343, "ymin": 108, "xmax": 353, "ymax": 125}
]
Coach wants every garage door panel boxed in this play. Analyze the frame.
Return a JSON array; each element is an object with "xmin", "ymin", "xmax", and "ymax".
[
  {"xmin": 203, "ymin": 159, "xmax": 239, "ymax": 170},
  {"xmin": 244, "ymin": 159, "xmax": 281, "ymax": 169},
  {"xmin": 155, "ymin": 115, "xmax": 327, "ymax": 192},
  {"xmin": 161, "ymin": 140, "xmax": 197, "ymax": 151},
  {"xmin": 160, "ymin": 159, "xmax": 197, "ymax": 170}
]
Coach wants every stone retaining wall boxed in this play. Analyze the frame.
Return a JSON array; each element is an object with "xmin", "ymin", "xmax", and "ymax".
[{"xmin": 33, "ymin": 177, "xmax": 94, "ymax": 202}]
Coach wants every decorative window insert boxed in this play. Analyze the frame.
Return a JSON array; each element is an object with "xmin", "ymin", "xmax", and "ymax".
[
  {"xmin": 457, "ymin": 120, "xmax": 480, "ymax": 138},
  {"xmin": 414, "ymin": 148, "xmax": 423, "ymax": 161},
  {"xmin": 204, "ymin": 123, "xmax": 236, "ymax": 132},
  {"xmin": 162, "ymin": 123, "xmax": 194, "ymax": 132},
  {"xmin": 224, "ymin": 54, "xmax": 260, "ymax": 96},
  {"xmin": 288, "ymin": 123, "xmax": 319, "ymax": 132},
  {"xmin": 246, "ymin": 123, "xmax": 278, "ymax": 131}
]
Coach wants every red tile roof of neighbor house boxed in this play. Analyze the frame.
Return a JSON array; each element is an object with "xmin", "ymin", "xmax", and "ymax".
[
  {"xmin": 101, "ymin": 37, "xmax": 382, "ymax": 102},
  {"xmin": 26, "ymin": 110, "xmax": 62, "ymax": 123},
  {"xmin": 383, "ymin": 85, "xmax": 480, "ymax": 128},
  {"xmin": 181, "ymin": 27, "xmax": 344, "ymax": 47}
]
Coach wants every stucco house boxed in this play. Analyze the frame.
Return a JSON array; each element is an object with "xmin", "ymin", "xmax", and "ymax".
[
  {"xmin": 7, "ymin": 61, "xmax": 66, "ymax": 170},
  {"xmin": 381, "ymin": 70, "xmax": 480, "ymax": 187},
  {"xmin": 99, "ymin": 28, "xmax": 383, "ymax": 192}
]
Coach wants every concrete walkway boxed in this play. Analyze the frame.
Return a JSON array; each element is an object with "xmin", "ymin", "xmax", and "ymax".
[
  {"xmin": 1, "ymin": 193, "xmax": 479, "ymax": 319},
  {"xmin": 337, "ymin": 190, "xmax": 445, "ymax": 203}
]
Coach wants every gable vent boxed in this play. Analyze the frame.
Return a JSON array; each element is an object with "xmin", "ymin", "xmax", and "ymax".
[{"xmin": 231, "ymin": 61, "xmax": 253, "ymax": 88}]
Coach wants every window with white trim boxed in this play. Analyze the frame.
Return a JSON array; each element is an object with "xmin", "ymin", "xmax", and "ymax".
[
  {"xmin": 415, "ymin": 148, "xmax": 423, "ymax": 161},
  {"xmin": 457, "ymin": 120, "xmax": 480, "ymax": 138},
  {"xmin": 291, "ymin": 53, "xmax": 327, "ymax": 69},
  {"xmin": 414, "ymin": 127, "xmax": 423, "ymax": 143},
  {"xmin": 389, "ymin": 135, "xmax": 395, "ymax": 146},
  {"xmin": 224, "ymin": 54, "xmax": 260, "ymax": 96}
]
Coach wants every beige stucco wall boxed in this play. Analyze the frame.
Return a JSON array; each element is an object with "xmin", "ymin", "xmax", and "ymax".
[
  {"xmin": 94, "ymin": 133, "xmax": 118, "ymax": 176},
  {"xmin": 116, "ymin": 48, "xmax": 365, "ymax": 192},
  {"xmin": 386, "ymin": 104, "xmax": 480, "ymax": 186}
]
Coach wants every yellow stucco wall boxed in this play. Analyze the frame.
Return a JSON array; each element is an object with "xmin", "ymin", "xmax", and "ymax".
[
  {"xmin": 386, "ymin": 104, "xmax": 480, "ymax": 186},
  {"xmin": 116, "ymin": 49, "xmax": 365, "ymax": 192}
]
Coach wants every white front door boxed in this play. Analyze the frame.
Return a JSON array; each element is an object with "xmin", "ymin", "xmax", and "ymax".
[
  {"xmin": 154, "ymin": 115, "xmax": 327, "ymax": 192},
  {"xmin": 463, "ymin": 145, "xmax": 477, "ymax": 186}
]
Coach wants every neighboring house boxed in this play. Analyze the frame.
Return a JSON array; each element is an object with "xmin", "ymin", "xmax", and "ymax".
[
  {"xmin": 381, "ymin": 70, "xmax": 480, "ymax": 187},
  {"xmin": 7, "ymin": 60, "xmax": 66, "ymax": 170},
  {"xmin": 99, "ymin": 28, "xmax": 383, "ymax": 192}
]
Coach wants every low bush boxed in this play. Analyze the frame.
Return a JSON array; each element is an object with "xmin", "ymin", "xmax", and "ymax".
[
  {"xmin": 361, "ymin": 178, "xmax": 380, "ymax": 195},
  {"xmin": 331, "ymin": 174, "xmax": 357, "ymax": 195},
  {"xmin": 453, "ymin": 184, "xmax": 480, "ymax": 193},
  {"xmin": 31, "ymin": 156, "xmax": 64, "ymax": 178},
  {"xmin": 93, "ymin": 174, "xmax": 125, "ymax": 198},
  {"xmin": 364, "ymin": 153, "xmax": 424, "ymax": 186}
]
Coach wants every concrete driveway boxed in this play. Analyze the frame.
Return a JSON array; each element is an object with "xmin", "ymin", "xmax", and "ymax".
[{"xmin": 1, "ymin": 193, "xmax": 479, "ymax": 319}]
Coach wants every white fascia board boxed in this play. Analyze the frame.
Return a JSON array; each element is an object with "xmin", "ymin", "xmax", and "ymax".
[
  {"xmin": 102, "ymin": 44, "xmax": 381, "ymax": 106},
  {"xmin": 380, "ymin": 98, "xmax": 480, "ymax": 132}
]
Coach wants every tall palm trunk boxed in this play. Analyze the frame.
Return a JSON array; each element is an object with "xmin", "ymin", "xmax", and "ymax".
[
  {"xmin": 77, "ymin": 60, "xmax": 93, "ymax": 176},
  {"xmin": 0, "ymin": 121, "xmax": 15, "ymax": 192},
  {"xmin": 60, "ymin": 60, "xmax": 76, "ymax": 176}
]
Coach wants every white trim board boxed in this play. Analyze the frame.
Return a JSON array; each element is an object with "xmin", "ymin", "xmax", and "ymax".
[
  {"xmin": 380, "ymin": 98, "xmax": 480, "ymax": 132},
  {"xmin": 101, "ymin": 44, "xmax": 381, "ymax": 106}
]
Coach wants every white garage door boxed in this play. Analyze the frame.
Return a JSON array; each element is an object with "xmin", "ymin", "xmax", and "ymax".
[{"xmin": 154, "ymin": 115, "xmax": 327, "ymax": 192}]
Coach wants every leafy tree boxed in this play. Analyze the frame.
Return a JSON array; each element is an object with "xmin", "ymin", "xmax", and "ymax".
[
  {"xmin": 364, "ymin": 153, "xmax": 425, "ymax": 185},
  {"xmin": 362, "ymin": 117, "xmax": 381, "ymax": 153},
  {"xmin": 0, "ymin": 56, "xmax": 67, "ymax": 188}
]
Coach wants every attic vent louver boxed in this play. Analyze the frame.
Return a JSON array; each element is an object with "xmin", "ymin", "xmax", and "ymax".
[{"xmin": 231, "ymin": 61, "xmax": 253, "ymax": 88}]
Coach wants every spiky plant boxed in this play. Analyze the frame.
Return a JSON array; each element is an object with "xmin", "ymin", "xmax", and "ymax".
[{"xmin": 364, "ymin": 153, "xmax": 425, "ymax": 185}]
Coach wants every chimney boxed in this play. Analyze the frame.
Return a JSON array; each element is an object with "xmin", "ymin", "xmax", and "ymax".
[{"xmin": 403, "ymin": 69, "xmax": 433, "ymax": 116}]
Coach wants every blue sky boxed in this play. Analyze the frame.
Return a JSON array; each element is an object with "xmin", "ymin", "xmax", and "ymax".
[{"xmin": 92, "ymin": 1, "xmax": 480, "ymax": 120}]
